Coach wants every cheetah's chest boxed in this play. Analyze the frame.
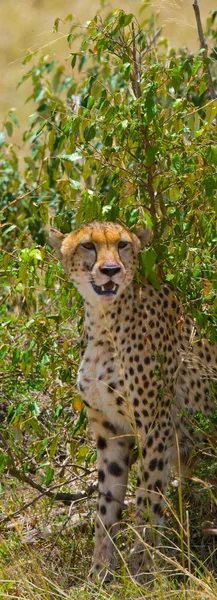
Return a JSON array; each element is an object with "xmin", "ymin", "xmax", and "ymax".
[{"xmin": 77, "ymin": 342, "xmax": 133, "ymax": 431}]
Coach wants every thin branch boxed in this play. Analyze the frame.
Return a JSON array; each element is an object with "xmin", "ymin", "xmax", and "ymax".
[
  {"xmin": 0, "ymin": 434, "xmax": 97, "ymax": 513},
  {"xmin": 55, "ymin": 461, "xmax": 96, "ymax": 474},
  {"xmin": 0, "ymin": 183, "xmax": 45, "ymax": 214},
  {"xmin": 0, "ymin": 481, "xmax": 97, "ymax": 528},
  {"xmin": 7, "ymin": 466, "xmax": 81, "ymax": 503},
  {"xmin": 131, "ymin": 21, "xmax": 141, "ymax": 99},
  {"xmin": 141, "ymin": 27, "xmax": 163, "ymax": 60},
  {"xmin": 192, "ymin": 0, "xmax": 216, "ymax": 101}
]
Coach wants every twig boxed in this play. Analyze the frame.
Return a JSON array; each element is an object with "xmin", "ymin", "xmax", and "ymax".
[
  {"xmin": 141, "ymin": 27, "xmax": 163, "ymax": 60},
  {"xmin": 192, "ymin": 0, "xmax": 216, "ymax": 101},
  {"xmin": 7, "ymin": 466, "xmax": 76, "ymax": 501},
  {"xmin": 0, "ymin": 481, "xmax": 97, "ymax": 528},
  {"xmin": 0, "ymin": 433, "xmax": 96, "ymax": 510},
  {"xmin": 55, "ymin": 461, "xmax": 96, "ymax": 474},
  {"xmin": 131, "ymin": 21, "xmax": 141, "ymax": 99},
  {"xmin": 127, "ymin": 23, "xmax": 158, "ymax": 230},
  {"xmin": 0, "ymin": 183, "xmax": 45, "ymax": 214},
  {"xmin": 7, "ymin": 464, "xmax": 97, "ymax": 504},
  {"xmin": 46, "ymin": 497, "xmax": 89, "ymax": 560}
]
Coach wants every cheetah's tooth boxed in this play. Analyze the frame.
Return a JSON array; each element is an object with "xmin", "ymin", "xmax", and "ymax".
[{"xmin": 101, "ymin": 283, "xmax": 116, "ymax": 292}]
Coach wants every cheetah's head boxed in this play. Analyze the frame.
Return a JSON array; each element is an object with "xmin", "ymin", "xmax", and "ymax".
[{"xmin": 49, "ymin": 222, "xmax": 151, "ymax": 305}]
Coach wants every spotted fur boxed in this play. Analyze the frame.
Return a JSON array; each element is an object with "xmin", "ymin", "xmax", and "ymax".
[{"xmin": 49, "ymin": 221, "xmax": 217, "ymax": 579}]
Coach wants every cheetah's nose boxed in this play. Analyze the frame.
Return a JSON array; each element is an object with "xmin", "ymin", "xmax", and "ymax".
[{"xmin": 100, "ymin": 265, "xmax": 121, "ymax": 277}]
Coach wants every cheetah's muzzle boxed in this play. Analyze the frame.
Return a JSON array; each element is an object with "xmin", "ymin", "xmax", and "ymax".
[{"xmin": 91, "ymin": 280, "xmax": 119, "ymax": 296}]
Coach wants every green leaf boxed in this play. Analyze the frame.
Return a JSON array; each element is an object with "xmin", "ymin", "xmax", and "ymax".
[
  {"xmin": 71, "ymin": 54, "xmax": 77, "ymax": 69},
  {"xmin": 17, "ymin": 70, "xmax": 32, "ymax": 88},
  {"xmin": 3, "ymin": 253, "xmax": 9, "ymax": 271},
  {"xmin": 2, "ymin": 225, "xmax": 17, "ymax": 237},
  {"xmin": 104, "ymin": 133, "xmax": 113, "ymax": 147},
  {"xmin": 84, "ymin": 125, "xmax": 96, "ymax": 141},
  {"xmin": 0, "ymin": 132, "xmax": 6, "ymax": 148},
  {"xmin": 207, "ymin": 145, "xmax": 217, "ymax": 166},
  {"xmin": 145, "ymin": 86, "xmax": 157, "ymax": 123},
  {"xmin": 19, "ymin": 263, "xmax": 27, "ymax": 283},
  {"xmin": 28, "ymin": 401, "xmax": 40, "ymax": 417},
  {"xmin": 48, "ymin": 129, "xmax": 55, "ymax": 151},
  {"xmin": 112, "ymin": 10, "xmax": 134, "ymax": 33},
  {"xmin": 29, "ymin": 248, "xmax": 43, "ymax": 261},
  {"xmin": 53, "ymin": 18, "xmax": 60, "ymax": 33},
  {"xmin": 147, "ymin": 270, "xmax": 161, "ymax": 290},
  {"xmin": 45, "ymin": 466, "xmax": 54, "ymax": 486},
  {"xmin": 35, "ymin": 88, "xmax": 45, "ymax": 103},
  {"xmin": 40, "ymin": 203, "xmax": 48, "ymax": 223},
  {"xmin": 204, "ymin": 175, "xmax": 216, "ymax": 197},
  {"xmin": 0, "ymin": 451, "xmax": 11, "ymax": 473},
  {"xmin": 87, "ymin": 96, "xmax": 95, "ymax": 110},
  {"xmin": 77, "ymin": 445, "xmax": 89, "ymax": 462},
  {"xmin": 146, "ymin": 146, "xmax": 158, "ymax": 166},
  {"xmin": 23, "ymin": 52, "xmax": 33, "ymax": 64},
  {"xmin": 172, "ymin": 154, "xmax": 182, "ymax": 174},
  {"xmin": 69, "ymin": 179, "xmax": 81, "ymax": 189},
  {"xmin": 140, "ymin": 248, "xmax": 157, "ymax": 277},
  {"xmin": 9, "ymin": 110, "xmax": 19, "ymax": 125},
  {"xmin": 104, "ymin": 106, "xmax": 119, "ymax": 122},
  {"xmin": 49, "ymin": 435, "xmax": 59, "ymax": 460},
  {"xmin": 54, "ymin": 405, "xmax": 63, "ymax": 419},
  {"xmin": 199, "ymin": 78, "xmax": 208, "ymax": 96},
  {"xmin": 36, "ymin": 120, "xmax": 47, "ymax": 136},
  {"xmin": 5, "ymin": 121, "xmax": 13, "ymax": 137},
  {"xmin": 121, "ymin": 119, "xmax": 129, "ymax": 129},
  {"xmin": 72, "ymin": 408, "xmax": 87, "ymax": 435},
  {"xmin": 15, "ymin": 282, "xmax": 24, "ymax": 293},
  {"xmin": 58, "ymin": 152, "xmax": 83, "ymax": 161},
  {"xmin": 119, "ymin": 12, "xmax": 134, "ymax": 26}
]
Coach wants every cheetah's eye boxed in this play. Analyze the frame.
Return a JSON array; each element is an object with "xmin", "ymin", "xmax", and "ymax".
[
  {"xmin": 81, "ymin": 242, "xmax": 95, "ymax": 250},
  {"xmin": 118, "ymin": 241, "xmax": 129, "ymax": 249}
]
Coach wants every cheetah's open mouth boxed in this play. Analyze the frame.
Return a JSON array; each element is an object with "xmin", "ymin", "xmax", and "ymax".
[{"xmin": 91, "ymin": 280, "xmax": 118, "ymax": 296}]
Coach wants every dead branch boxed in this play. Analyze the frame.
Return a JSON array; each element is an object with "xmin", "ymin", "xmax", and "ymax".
[
  {"xmin": 192, "ymin": 0, "xmax": 216, "ymax": 101},
  {"xmin": 0, "ymin": 481, "xmax": 97, "ymax": 529},
  {"xmin": 0, "ymin": 433, "xmax": 97, "ymax": 519}
]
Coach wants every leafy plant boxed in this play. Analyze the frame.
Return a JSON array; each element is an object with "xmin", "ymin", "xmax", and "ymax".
[{"xmin": 0, "ymin": 5, "xmax": 217, "ymax": 591}]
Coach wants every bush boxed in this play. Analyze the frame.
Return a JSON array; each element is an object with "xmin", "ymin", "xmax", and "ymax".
[{"xmin": 0, "ymin": 4, "xmax": 217, "ymax": 559}]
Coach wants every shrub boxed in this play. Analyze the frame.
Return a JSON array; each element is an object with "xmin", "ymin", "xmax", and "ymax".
[{"xmin": 0, "ymin": 5, "xmax": 216, "ymax": 538}]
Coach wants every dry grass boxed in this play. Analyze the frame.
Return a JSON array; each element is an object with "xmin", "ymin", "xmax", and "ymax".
[
  {"xmin": 1, "ymin": 470, "xmax": 217, "ymax": 599},
  {"xmin": 1, "ymin": 0, "xmax": 216, "ymax": 146}
]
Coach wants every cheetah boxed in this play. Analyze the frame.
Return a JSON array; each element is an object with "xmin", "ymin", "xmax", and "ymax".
[{"xmin": 49, "ymin": 221, "xmax": 217, "ymax": 579}]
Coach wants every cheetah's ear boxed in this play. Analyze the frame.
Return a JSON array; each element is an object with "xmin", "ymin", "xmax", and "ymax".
[
  {"xmin": 135, "ymin": 227, "xmax": 153, "ymax": 248},
  {"xmin": 49, "ymin": 228, "xmax": 65, "ymax": 259}
]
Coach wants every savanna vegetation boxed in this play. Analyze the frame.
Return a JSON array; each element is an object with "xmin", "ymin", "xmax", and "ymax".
[
  {"xmin": 1, "ymin": 0, "xmax": 216, "ymax": 142},
  {"xmin": 0, "ymin": 2, "xmax": 217, "ymax": 598}
]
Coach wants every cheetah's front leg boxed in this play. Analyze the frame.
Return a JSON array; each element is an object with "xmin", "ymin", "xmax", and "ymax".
[
  {"xmin": 89, "ymin": 413, "xmax": 134, "ymax": 579},
  {"xmin": 131, "ymin": 415, "xmax": 173, "ymax": 574}
]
